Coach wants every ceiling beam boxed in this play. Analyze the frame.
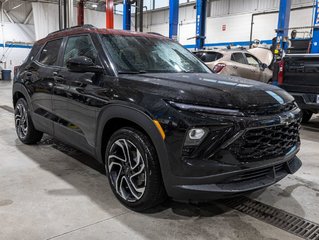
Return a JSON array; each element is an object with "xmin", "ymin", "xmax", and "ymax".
[
  {"xmin": 23, "ymin": 9, "xmax": 32, "ymax": 24},
  {"xmin": 3, "ymin": 9, "xmax": 14, "ymax": 23}
]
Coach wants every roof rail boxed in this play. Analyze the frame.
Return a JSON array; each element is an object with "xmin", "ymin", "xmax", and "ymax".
[
  {"xmin": 48, "ymin": 24, "xmax": 96, "ymax": 36},
  {"xmin": 147, "ymin": 32, "xmax": 165, "ymax": 37}
]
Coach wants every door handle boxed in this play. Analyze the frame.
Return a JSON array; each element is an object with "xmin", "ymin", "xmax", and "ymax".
[
  {"xmin": 26, "ymin": 72, "xmax": 32, "ymax": 77},
  {"xmin": 53, "ymin": 71, "xmax": 64, "ymax": 83},
  {"xmin": 232, "ymin": 66, "xmax": 238, "ymax": 69}
]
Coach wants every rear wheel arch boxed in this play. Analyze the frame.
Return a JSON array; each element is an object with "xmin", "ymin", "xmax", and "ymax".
[
  {"xmin": 12, "ymin": 83, "xmax": 32, "ymax": 110},
  {"xmin": 13, "ymin": 91, "xmax": 25, "ymax": 107}
]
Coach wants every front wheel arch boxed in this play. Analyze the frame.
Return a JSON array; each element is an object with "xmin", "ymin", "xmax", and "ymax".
[{"xmin": 95, "ymin": 104, "xmax": 171, "ymax": 190}]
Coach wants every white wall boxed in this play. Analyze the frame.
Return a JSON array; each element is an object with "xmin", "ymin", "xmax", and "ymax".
[
  {"xmin": 0, "ymin": 23, "xmax": 35, "ymax": 72},
  {"xmin": 32, "ymin": 2, "xmax": 124, "ymax": 40},
  {"xmin": 1, "ymin": 0, "xmax": 316, "ymax": 73},
  {"xmin": 143, "ymin": 0, "xmax": 314, "ymax": 48}
]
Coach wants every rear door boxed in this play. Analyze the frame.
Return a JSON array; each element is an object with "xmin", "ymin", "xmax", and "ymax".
[{"xmin": 28, "ymin": 38, "xmax": 64, "ymax": 135}]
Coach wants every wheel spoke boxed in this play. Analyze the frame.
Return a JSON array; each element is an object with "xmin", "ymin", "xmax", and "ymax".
[
  {"xmin": 108, "ymin": 162, "xmax": 123, "ymax": 194},
  {"xmin": 108, "ymin": 154, "xmax": 126, "ymax": 163},
  {"xmin": 115, "ymin": 139, "xmax": 129, "ymax": 162},
  {"xmin": 123, "ymin": 176, "xmax": 140, "ymax": 200}
]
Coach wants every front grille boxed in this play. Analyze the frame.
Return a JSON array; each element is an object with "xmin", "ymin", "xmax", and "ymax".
[
  {"xmin": 229, "ymin": 121, "xmax": 300, "ymax": 162},
  {"xmin": 245, "ymin": 102, "xmax": 296, "ymax": 116}
]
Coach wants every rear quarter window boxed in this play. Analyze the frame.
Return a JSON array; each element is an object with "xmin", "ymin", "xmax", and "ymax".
[{"xmin": 195, "ymin": 52, "xmax": 223, "ymax": 62}]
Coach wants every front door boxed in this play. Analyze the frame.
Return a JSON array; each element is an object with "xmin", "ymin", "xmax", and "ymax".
[
  {"xmin": 54, "ymin": 34, "xmax": 105, "ymax": 154},
  {"xmin": 244, "ymin": 53, "xmax": 262, "ymax": 81}
]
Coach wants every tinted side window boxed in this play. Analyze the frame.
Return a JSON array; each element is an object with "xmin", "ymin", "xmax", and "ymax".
[
  {"xmin": 195, "ymin": 52, "xmax": 223, "ymax": 62},
  {"xmin": 63, "ymin": 35, "xmax": 99, "ymax": 66},
  {"xmin": 231, "ymin": 53, "xmax": 246, "ymax": 64},
  {"xmin": 38, "ymin": 39, "xmax": 63, "ymax": 66},
  {"xmin": 245, "ymin": 53, "xmax": 260, "ymax": 68}
]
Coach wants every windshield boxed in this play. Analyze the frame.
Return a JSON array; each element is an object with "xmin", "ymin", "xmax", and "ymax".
[{"xmin": 101, "ymin": 34, "xmax": 211, "ymax": 74}]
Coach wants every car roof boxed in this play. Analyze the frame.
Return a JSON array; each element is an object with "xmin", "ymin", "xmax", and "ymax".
[
  {"xmin": 194, "ymin": 48, "xmax": 249, "ymax": 54},
  {"xmin": 37, "ymin": 25, "xmax": 168, "ymax": 45}
]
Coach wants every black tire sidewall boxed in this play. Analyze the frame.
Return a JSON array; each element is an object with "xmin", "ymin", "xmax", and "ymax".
[{"xmin": 301, "ymin": 110, "xmax": 313, "ymax": 123}]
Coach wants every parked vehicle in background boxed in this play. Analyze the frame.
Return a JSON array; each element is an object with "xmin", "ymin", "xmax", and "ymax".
[
  {"xmin": 13, "ymin": 25, "xmax": 302, "ymax": 211},
  {"xmin": 277, "ymin": 54, "xmax": 319, "ymax": 123},
  {"xmin": 194, "ymin": 48, "xmax": 273, "ymax": 83}
]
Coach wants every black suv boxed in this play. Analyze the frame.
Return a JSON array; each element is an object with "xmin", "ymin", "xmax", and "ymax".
[{"xmin": 13, "ymin": 26, "xmax": 302, "ymax": 211}]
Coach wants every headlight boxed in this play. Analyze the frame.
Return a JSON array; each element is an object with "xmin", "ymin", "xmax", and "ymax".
[{"xmin": 169, "ymin": 101, "xmax": 244, "ymax": 117}]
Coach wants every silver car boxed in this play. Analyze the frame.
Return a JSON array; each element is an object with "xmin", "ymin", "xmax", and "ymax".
[{"xmin": 194, "ymin": 48, "xmax": 273, "ymax": 83}]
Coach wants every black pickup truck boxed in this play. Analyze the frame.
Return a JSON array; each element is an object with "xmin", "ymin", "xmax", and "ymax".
[{"xmin": 277, "ymin": 54, "xmax": 319, "ymax": 122}]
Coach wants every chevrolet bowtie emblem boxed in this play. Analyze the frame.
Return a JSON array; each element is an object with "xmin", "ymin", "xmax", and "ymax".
[{"xmin": 279, "ymin": 112, "xmax": 295, "ymax": 125}]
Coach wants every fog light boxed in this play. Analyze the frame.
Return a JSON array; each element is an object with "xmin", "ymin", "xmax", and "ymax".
[
  {"xmin": 189, "ymin": 128, "xmax": 206, "ymax": 140},
  {"xmin": 184, "ymin": 128, "xmax": 208, "ymax": 146}
]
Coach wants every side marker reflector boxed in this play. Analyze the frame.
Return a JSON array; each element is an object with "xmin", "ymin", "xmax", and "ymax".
[{"xmin": 153, "ymin": 120, "xmax": 166, "ymax": 140}]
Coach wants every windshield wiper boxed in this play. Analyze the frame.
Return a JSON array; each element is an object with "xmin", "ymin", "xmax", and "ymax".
[
  {"xmin": 118, "ymin": 70, "xmax": 140, "ymax": 74},
  {"xmin": 118, "ymin": 70, "xmax": 149, "ymax": 74}
]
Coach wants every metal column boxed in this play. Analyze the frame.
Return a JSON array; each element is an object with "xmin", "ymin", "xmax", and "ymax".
[
  {"xmin": 123, "ymin": 0, "xmax": 131, "ymax": 30},
  {"xmin": 195, "ymin": 0, "xmax": 207, "ymax": 50},
  {"xmin": 276, "ymin": 0, "xmax": 292, "ymax": 51},
  {"xmin": 169, "ymin": 0, "xmax": 179, "ymax": 40},
  {"xmin": 77, "ymin": 0, "xmax": 84, "ymax": 26},
  {"xmin": 138, "ymin": 0, "xmax": 144, "ymax": 32},
  {"xmin": 311, "ymin": 0, "xmax": 319, "ymax": 53},
  {"xmin": 106, "ymin": 0, "xmax": 114, "ymax": 29},
  {"xmin": 58, "ymin": 0, "xmax": 63, "ymax": 30}
]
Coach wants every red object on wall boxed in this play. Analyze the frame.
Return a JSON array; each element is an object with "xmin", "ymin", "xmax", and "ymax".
[
  {"xmin": 222, "ymin": 24, "xmax": 226, "ymax": 31},
  {"xmin": 106, "ymin": 0, "xmax": 114, "ymax": 29},
  {"xmin": 77, "ymin": 0, "xmax": 85, "ymax": 26}
]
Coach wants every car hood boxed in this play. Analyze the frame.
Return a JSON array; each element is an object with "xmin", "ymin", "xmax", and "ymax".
[{"xmin": 119, "ymin": 73, "xmax": 294, "ymax": 111}]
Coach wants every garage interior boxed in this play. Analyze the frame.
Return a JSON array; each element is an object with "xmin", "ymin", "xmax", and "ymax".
[{"xmin": 0, "ymin": 0, "xmax": 319, "ymax": 239}]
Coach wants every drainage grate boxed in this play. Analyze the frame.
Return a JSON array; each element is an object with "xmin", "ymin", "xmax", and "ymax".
[
  {"xmin": 223, "ymin": 197, "xmax": 319, "ymax": 240},
  {"xmin": 0, "ymin": 105, "xmax": 14, "ymax": 113}
]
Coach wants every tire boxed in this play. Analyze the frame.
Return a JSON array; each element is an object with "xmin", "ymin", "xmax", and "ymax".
[
  {"xmin": 105, "ymin": 127, "xmax": 166, "ymax": 212},
  {"xmin": 14, "ymin": 98, "xmax": 43, "ymax": 144},
  {"xmin": 301, "ymin": 110, "xmax": 313, "ymax": 123}
]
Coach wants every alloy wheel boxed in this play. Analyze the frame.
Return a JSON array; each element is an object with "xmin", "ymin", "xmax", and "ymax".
[
  {"xmin": 15, "ymin": 103, "xmax": 28, "ymax": 139},
  {"xmin": 107, "ymin": 139, "xmax": 147, "ymax": 202}
]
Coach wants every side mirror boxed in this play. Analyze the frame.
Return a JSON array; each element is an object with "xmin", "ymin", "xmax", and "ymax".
[
  {"xmin": 66, "ymin": 56, "xmax": 103, "ymax": 73},
  {"xmin": 260, "ymin": 63, "xmax": 268, "ymax": 71}
]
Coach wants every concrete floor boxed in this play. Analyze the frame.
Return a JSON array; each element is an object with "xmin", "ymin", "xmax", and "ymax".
[{"xmin": 0, "ymin": 80, "xmax": 318, "ymax": 240}]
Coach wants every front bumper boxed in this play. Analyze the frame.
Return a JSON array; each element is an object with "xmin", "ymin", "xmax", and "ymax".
[
  {"xmin": 292, "ymin": 92, "xmax": 319, "ymax": 113},
  {"xmin": 161, "ymin": 105, "xmax": 302, "ymax": 201},
  {"xmin": 169, "ymin": 154, "xmax": 301, "ymax": 201}
]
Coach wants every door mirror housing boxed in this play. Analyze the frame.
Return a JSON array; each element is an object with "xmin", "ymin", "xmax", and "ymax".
[
  {"xmin": 66, "ymin": 56, "xmax": 103, "ymax": 73},
  {"xmin": 260, "ymin": 63, "xmax": 268, "ymax": 71}
]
